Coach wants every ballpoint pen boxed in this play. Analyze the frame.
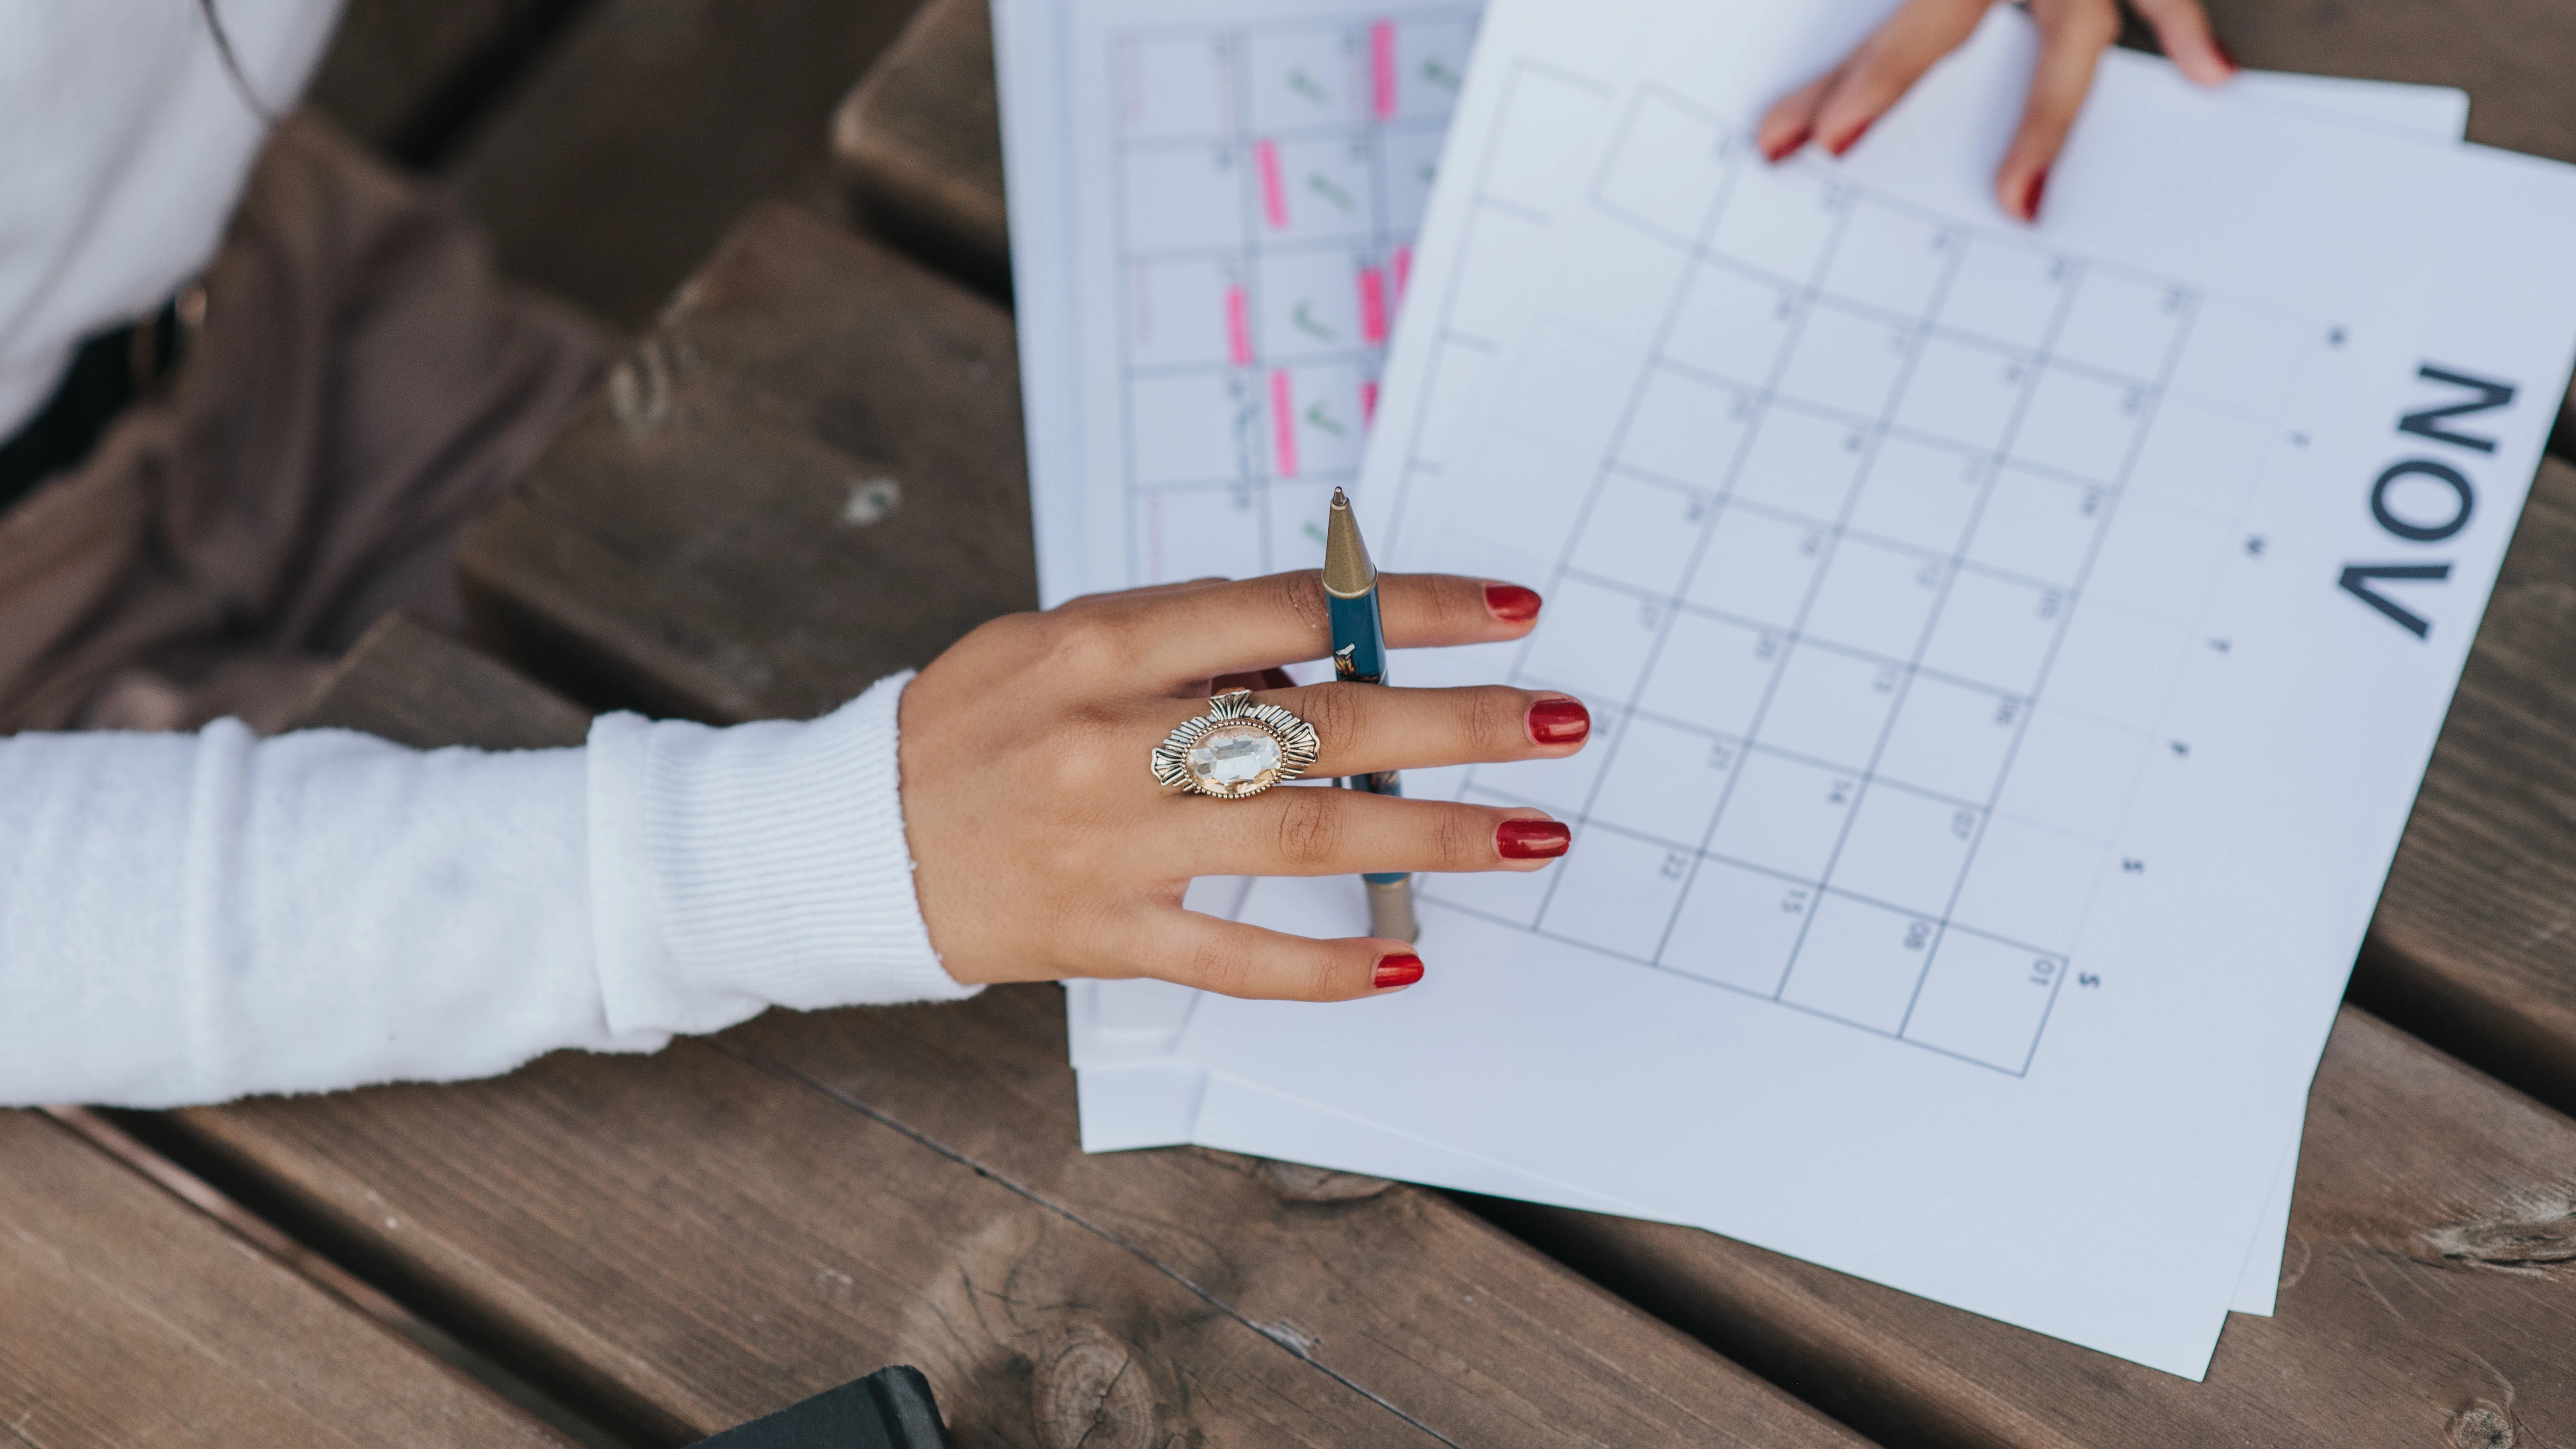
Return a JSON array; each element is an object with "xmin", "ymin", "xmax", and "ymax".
[{"xmin": 1323, "ymin": 486, "xmax": 1419, "ymax": 944}]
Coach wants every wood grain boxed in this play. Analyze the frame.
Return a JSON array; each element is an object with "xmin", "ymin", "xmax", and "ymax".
[
  {"xmin": 724, "ymin": 994, "xmax": 1850, "ymax": 1449},
  {"xmin": 2196, "ymin": 0, "xmax": 2576, "ymax": 165},
  {"xmin": 301, "ymin": 614, "xmax": 593, "ymax": 751},
  {"xmin": 0, "ymin": 1109, "xmax": 562, "ymax": 1449},
  {"xmin": 458, "ymin": 204, "xmax": 1037, "ymax": 721},
  {"xmin": 439, "ymin": 0, "xmax": 927, "ymax": 330},
  {"xmin": 2354, "ymin": 455, "xmax": 2576, "ymax": 1115},
  {"xmin": 307, "ymin": 0, "xmax": 590, "ymax": 166},
  {"xmin": 832, "ymin": 0, "xmax": 1010, "ymax": 297},
  {"xmin": 145, "ymin": 619, "xmax": 1871, "ymax": 1449},
  {"xmin": 1495, "ymin": 1008, "xmax": 2576, "ymax": 1449}
]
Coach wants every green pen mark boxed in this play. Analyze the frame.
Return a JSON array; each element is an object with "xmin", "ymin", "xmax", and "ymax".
[
  {"xmin": 1303, "ymin": 521, "xmax": 1328, "ymax": 546},
  {"xmin": 1422, "ymin": 58, "xmax": 1462, "ymax": 92},
  {"xmin": 1291, "ymin": 300, "xmax": 1336, "ymax": 342},
  {"xmin": 1305, "ymin": 402, "xmax": 1348, "ymax": 437},
  {"xmin": 1287, "ymin": 68, "xmax": 1328, "ymax": 105},
  {"xmin": 1307, "ymin": 172, "xmax": 1357, "ymax": 213}
]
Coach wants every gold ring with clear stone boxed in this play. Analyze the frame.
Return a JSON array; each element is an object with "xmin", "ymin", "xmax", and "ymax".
[{"xmin": 1151, "ymin": 688, "xmax": 1322, "ymax": 798}]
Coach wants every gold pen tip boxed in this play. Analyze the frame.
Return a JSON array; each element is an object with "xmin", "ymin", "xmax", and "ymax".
[{"xmin": 1322, "ymin": 488, "xmax": 1376, "ymax": 597}]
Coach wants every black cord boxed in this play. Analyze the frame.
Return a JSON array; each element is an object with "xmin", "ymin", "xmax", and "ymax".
[{"xmin": 195, "ymin": 0, "xmax": 280, "ymax": 126}]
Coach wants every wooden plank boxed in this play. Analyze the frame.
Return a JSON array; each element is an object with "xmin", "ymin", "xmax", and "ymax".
[
  {"xmin": 144, "ymin": 619, "xmax": 1872, "ymax": 1448},
  {"xmin": 307, "ymin": 0, "xmax": 591, "ymax": 166},
  {"xmin": 1497, "ymin": 1007, "xmax": 2576, "ymax": 1449},
  {"xmin": 302, "ymin": 614, "xmax": 594, "ymax": 751},
  {"xmin": 2197, "ymin": 0, "xmax": 2576, "ymax": 165},
  {"xmin": 831, "ymin": 0, "xmax": 1011, "ymax": 297},
  {"xmin": 457, "ymin": 204, "xmax": 1037, "ymax": 721},
  {"xmin": 440, "ymin": 0, "xmax": 931, "ymax": 331},
  {"xmin": 0, "ymin": 1109, "xmax": 562, "ymax": 1449},
  {"xmin": 2353, "ymin": 454, "xmax": 2576, "ymax": 1114}
]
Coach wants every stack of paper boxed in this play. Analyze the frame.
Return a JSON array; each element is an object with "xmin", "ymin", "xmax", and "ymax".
[{"xmin": 995, "ymin": 0, "xmax": 2576, "ymax": 1377}]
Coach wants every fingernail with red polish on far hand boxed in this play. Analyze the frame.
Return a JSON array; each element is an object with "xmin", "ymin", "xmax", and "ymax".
[
  {"xmin": 1827, "ymin": 119, "xmax": 1871, "ymax": 157},
  {"xmin": 2213, "ymin": 41, "xmax": 2241, "ymax": 74},
  {"xmin": 2021, "ymin": 169, "xmax": 2049, "ymax": 222},
  {"xmin": 1527, "ymin": 697, "xmax": 1591, "ymax": 746},
  {"xmin": 1373, "ymin": 953, "xmax": 1425, "ymax": 990},
  {"xmin": 1761, "ymin": 125, "xmax": 1809, "ymax": 163},
  {"xmin": 1484, "ymin": 582, "xmax": 1542, "ymax": 622},
  {"xmin": 1497, "ymin": 819, "xmax": 1572, "ymax": 860}
]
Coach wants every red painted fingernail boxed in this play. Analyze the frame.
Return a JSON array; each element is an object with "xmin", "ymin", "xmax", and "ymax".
[
  {"xmin": 2021, "ymin": 169, "xmax": 2049, "ymax": 222},
  {"xmin": 1762, "ymin": 125, "xmax": 1809, "ymax": 163},
  {"xmin": 1827, "ymin": 119, "xmax": 1872, "ymax": 157},
  {"xmin": 1373, "ymin": 953, "xmax": 1425, "ymax": 990},
  {"xmin": 1527, "ymin": 697, "xmax": 1591, "ymax": 745},
  {"xmin": 1485, "ymin": 582, "xmax": 1542, "ymax": 622},
  {"xmin": 2214, "ymin": 41, "xmax": 2240, "ymax": 73},
  {"xmin": 1496, "ymin": 819, "xmax": 1572, "ymax": 860}
]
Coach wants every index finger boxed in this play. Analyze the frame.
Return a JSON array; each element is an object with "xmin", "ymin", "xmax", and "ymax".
[
  {"xmin": 1995, "ymin": 0, "xmax": 2120, "ymax": 221},
  {"xmin": 1103, "ymin": 570, "xmax": 1543, "ymax": 686}
]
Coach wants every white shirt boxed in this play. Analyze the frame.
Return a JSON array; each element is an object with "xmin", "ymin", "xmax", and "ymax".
[
  {"xmin": 0, "ymin": 4, "xmax": 975, "ymax": 1107},
  {"xmin": 0, "ymin": 0, "xmax": 342, "ymax": 437},
  {"xmin": 0, "ymin": 676, "xmax": 974, "ymax": 1108}
]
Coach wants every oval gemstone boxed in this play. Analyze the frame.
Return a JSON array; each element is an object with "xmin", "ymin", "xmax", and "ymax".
[{"xmin": 1187, "ymin": 723, "xmax": 1281, "ymax": 791}]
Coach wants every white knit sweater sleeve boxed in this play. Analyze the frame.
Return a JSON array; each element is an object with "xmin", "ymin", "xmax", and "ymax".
[{"xmin": 0, "ymin": 672, "xmax": 969, "ymax": 1109}]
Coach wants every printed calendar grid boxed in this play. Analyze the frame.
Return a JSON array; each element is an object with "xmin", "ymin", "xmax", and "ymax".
[
  {"xmin": 1419, "ymin": 83, "xmax": 2244, "ymax": 1076},
  {"xmin": 1108, "ymin": 12, "xmax": 1476, "ymax": 585}
]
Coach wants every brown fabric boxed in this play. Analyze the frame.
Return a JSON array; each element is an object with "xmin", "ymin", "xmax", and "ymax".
[{"xmin": 0, "ymin": 114, "xmax": 611, "ymax": 735}]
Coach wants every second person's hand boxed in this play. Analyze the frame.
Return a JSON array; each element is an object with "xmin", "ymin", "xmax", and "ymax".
[{"xmin": 1757, "ymin": 0, "xmax": 2235, "ymax": 222}]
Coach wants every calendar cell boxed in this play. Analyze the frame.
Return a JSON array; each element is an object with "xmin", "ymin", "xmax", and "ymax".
[
  {"xmin": 1534, "ymin": 823, "xmax": 1694, "ymax": 960},
  {"xmin": 1572, "ymin": 471, "xmax": 1710, "ymax": 597},
  {"xmin": 1778, "ymin": 893, "xmax": 1937, "ymax": 1034},
  {"xmin": 1899, "ymin": 928, "xmax": 2063, "ymax": 1072},
  {"xmin": 1684, "ymin": 507, "xmax": 1827, "ymax": 630},
  {"xmin": 1658, "ymin": 858, "xmax": 1813, "ymax": 995},
  {"xmin": 1830, "ymin": 781, "xmax": 1980, "ymax": 918},
  {"xmin": 1757, "ymin": 642, "xmax": 1903, "ymax": 769},
  {"xmin": 1588, "ymin": 715, "xmax": 1742, "ymax": 850},
  {"xmin": 1706, "ymin": 749, "xmax": 1858, "ymax": 880}
]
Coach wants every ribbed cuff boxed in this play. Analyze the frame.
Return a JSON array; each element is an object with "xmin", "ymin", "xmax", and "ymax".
[{"xmin": 586, "ymin": 672, "xmax": 977, "ymax": 1038}]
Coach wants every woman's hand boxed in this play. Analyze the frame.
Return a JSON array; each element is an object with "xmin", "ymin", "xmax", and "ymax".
[
  {"xmin": 1757, "ymin": 0, "xmax": 2234, "ymax": 221},
  {"xmin": 899, "ymin": 572, "xmax": 1588, "ymax": 1001}
]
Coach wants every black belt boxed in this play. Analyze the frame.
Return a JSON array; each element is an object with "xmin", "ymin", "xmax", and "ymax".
[{"xmin": 0, "ymin": 297, "xmax": 190, "ymax": 512}]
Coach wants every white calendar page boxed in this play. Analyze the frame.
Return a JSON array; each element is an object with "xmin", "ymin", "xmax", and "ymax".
[
  {"xmin": 1145, "ymin": 0, "xmax": 2576, "ymax": 1377},
  {"xmin": 1002, "ymin": 0, "xmax": 1487, "ymax": 604},
  {"xmin": 1070, "ymin": 1, "xmax": 2472, "ymax": 1337}
]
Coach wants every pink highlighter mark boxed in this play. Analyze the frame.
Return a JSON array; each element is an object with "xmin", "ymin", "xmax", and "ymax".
[
  {"xmin": 1270, "ymin": 369, "xmax": 1299, "ymax": 477},
  {"xmin": 1393, "ymin": 245, "xmax": 1412, "ymax": 304},
  {"xmin": 1255, "ymin": 139, "xmax": 1288, "ymax": 230},
  {"xmin": 1371, "ymin": 21, "xmax": 1399, "ymax": 120},
  {"xmin": 1357, "ymin": 266, "xmax": 1388, "ymax": 345},
  {"xmin": 1225, "ymin": 285, "xmax": 1252, "ymax": 366},
  {"xmin": 1361, "ymin": 380, "xmax": 1380, "ymax": 423}
]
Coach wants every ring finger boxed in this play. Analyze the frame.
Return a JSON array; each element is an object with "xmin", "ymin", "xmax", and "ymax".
[
  {"xmin": 1170, "ymin": 786, "xmax": 1571, "ymax": 879},
  {"xmin": 1187, "ymin": 681, "xmax": 1591, "ymax": 780}
]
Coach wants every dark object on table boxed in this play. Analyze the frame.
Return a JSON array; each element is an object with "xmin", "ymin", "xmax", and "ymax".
[{"xmin": 693, "ymin": 1367, "xmax": 950, "ymax": 1449}]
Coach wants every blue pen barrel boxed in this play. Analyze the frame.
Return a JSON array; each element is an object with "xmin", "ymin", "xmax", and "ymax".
[
  {"xmin": 1326, "ymin": 590, "xmax": 1386, "ymax": 685},
  {"xmin": 1326, "ymin": 586, "xmax": 1405, "ymax": 890}
]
